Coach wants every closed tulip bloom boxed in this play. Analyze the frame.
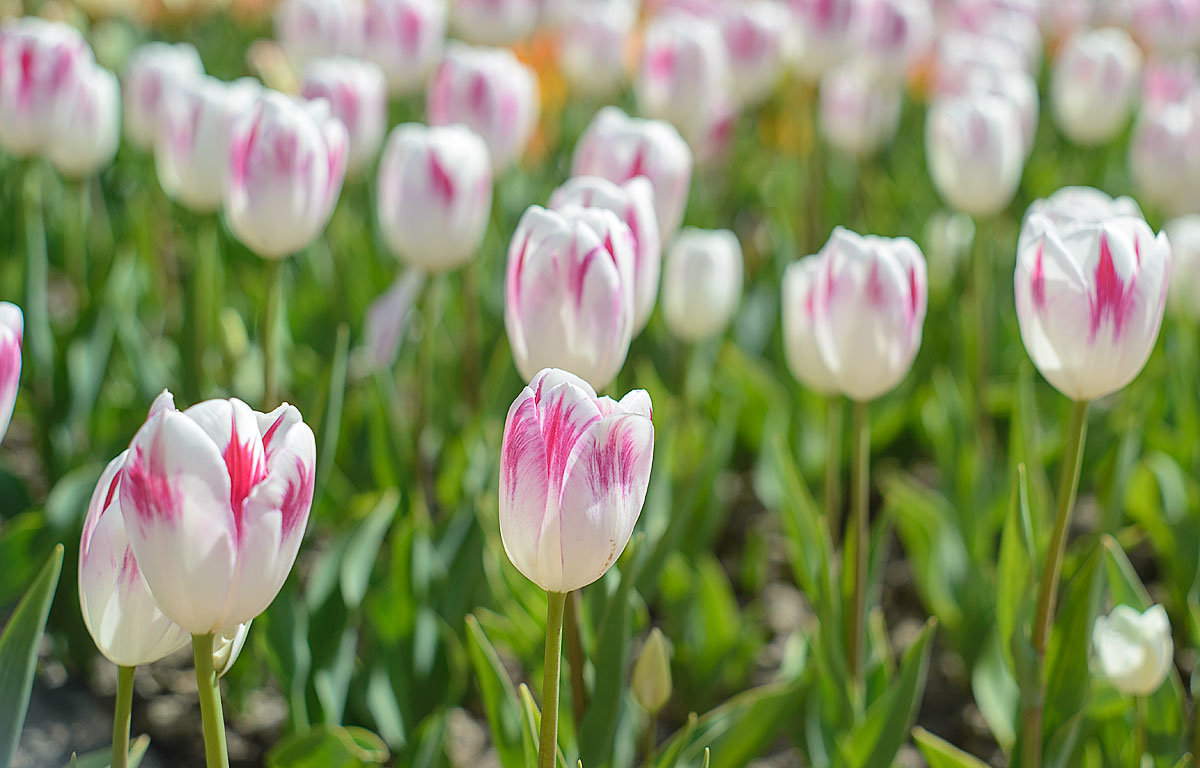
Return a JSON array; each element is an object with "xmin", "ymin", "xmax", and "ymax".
[
  {"xmin": 1017, "ymin": 185, "xmax": 1144, "ymax": 254},
  {"xmin": 0, "ymin": 303, "xmax": 22, "ymax": 444},
  {"xmin": 275, "ymin": 0, "xmax": 363, "ymax": 65},
  {"xmin": 937, "ymin": 64, "xmax": 1039, "ymax": 155},
  {"xmin": 1129, "ymin": 96, "xmax": 1200, "ymax": 215},
  {"xmin": 427, "ymin": 43, "xmax": 540, "ymax": 171},
  {"xmin": 855, "ymin": 0, "xmax": 934, "ymax": 79},
  {"xmin": 123, "ymin": 42, "xmax": 204, "ymax": 151},
  {"xmin": 451, "ymin": 0, "xmax": 539, "ymax": 45},
  {"xmin": 0, "ymin": 18, "xmax": 93, "ymax": 157},
  {"xmin": 636, "ymin": 13, "xmax": 732, "ymax": 142},
  {"xmin": 1093, "ymin": 605, "xmax": 1174, "ymax": 696},
  {"xmin": 225, "ymin": 91, "xmax": 348, "ymax": 258},
  {"xmin": 302, "ymin": 57, "xmax": 387, "ymax": 176},
  {"xmin": 1166, "ymin": 215, "xmax": 1200, "ymax": 317},
  {"xmin": 499, "ymin": 368, "xmax": 653, "ymax": 593},
  {"xmin": 572, "ymin": 106, "xmax": 693, "ymax": 242},
  {"xmin": 811, "ymin": 227, "xmax": 928, "ymax": 401},
  {"xmin": 47, "ymin": 62, "xmax": 120, "ymax": 178},
  {"xmin": 361, "ymin": 0, "xmax": 447, "ymax": 96},
  {"xmin": 782, "ymin": 257, "xmax": 839, "ymax": 395},
  {"xmin": 119, "ymin": 394, "xmax": 316, "ymax": 635},
  {"xmin": 557, "ymin": 0, "xmax": 635, "ymax": 98},
  {"xmin": 926, "ymin": 92, "xmax": 1024, "ymax": 218},
  {"xmin": 377, "ymin": 122, "xmax": 492, "ymax": 271},
  {"xmin": 933, "ymin": 31, "xmax": 1027, "ymax": 94},
  {"xmin": 1142, "ymin": 54, "xmax": 1199, "ymax": 109},
  {"xmin": 1132, "ymin": 0, "xmax": 1200, "ymax": 56},
  {"xmin": 157, "ymin": 76, "xmax": 262, "ymax": 214},
  {"xmin": 550, "ymin": 175, "xmax": 661, "ymax": 333},
  {"xmin": 1014, "ymin": 207, "xmax": 1169, "ymax": 401},
  {"xmin": 631, "ymin": 628, "xmax": 672, "ymax": 714},
  {"xmin": 789, "ymin": 0, "xmax": 864, "ymax": 79},
  {"xmin": 717, "ymin": 1, "xmax": 792, "ymax": 105},
  {"xmin": 1051, "ymin": 28, "xmax": 1142, "ymax": 146},
  {"xmin": 505, "ymin": 205, "xmax": 636, "ymax": 390},
  {"xmin": 818, "ymin": 61, "xmax": 902, "ymax": 158},
  {"xmin": 662, "ymin": 227, "xmax": 743, "ymax": 342}
]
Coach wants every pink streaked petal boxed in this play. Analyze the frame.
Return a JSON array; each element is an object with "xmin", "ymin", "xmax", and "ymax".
[{"xmin": 499, "ymin": 389, "xmax": 552, "ymax": 588}]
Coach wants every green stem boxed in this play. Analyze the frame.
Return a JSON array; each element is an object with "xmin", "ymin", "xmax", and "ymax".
[
  {"xmin": 1022, "ymin": 399, "xmax": 1090, "ymax": 768},
  {"xmin": 825, "ymin": 397, "xmax": 842, "ymax": 544},
  {"xmin": 846, "ymin": 400, "xmax": 870, "ymax": 692},
  {"xmin": 973, "ymin": 218, "xmax": 993, "ymax": 455},
  {"xmin": 192, "ymin": 633, "xmax": 230, "ymax": 768},
  {"xmin": 461, "ymin": 262, "xmax": 481, "ymax": 409},
  {"xmin": 1192, "ymin": 690, "xmax": 1199, "ymax": 768},
  {"xmin": 191, "ymin": 216, "xmax": 220, "ymax": 398},
  {"xmin": 539, "ymin": 591, "xmax": 567, "ymax": 768},
  {"xmin": 564, "ymin": 590, "xmax": 587, "ymax": 726},
  {"xmin": 642, "ymin": 712, "xmax": 656, "ymax": 766},
  {"xmin": 111, "ymin": 666, "xmax": 135, "ymax": 768},
  {"xmin": 1135, "ymin": 695, "xmax": 1146, "ymax": 766},
  {"xmin": 415, "ymin": 274, "xmax": 444, "ymax": 522},
  {"xmin": 263, "ymin": 259, "xmax": 284, "ymax": 406}
]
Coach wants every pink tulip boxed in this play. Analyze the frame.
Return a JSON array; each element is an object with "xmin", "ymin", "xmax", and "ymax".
[
  {"xmin": 119, "ymin": 394, "xmax": 316, "ymax": 634},
  {"xmin": 450, "ymin": 0, "xmax": 540, "ymax": 45},
  {"xmin": 505, "ymin": 205, "xmax": 636, "ymax": 390},
  {"xmin": 818, "ymin": 61, "xmax": 902, "ymax": 158},
  {"xmin": 1128, "ymin": 97, "xmax": 1200, "ymax": 216},
  {"xmin": 572, "ymin": 106, "xmax": 693, "ymax": 242},
  {"xmin": 1051, "ymin": 27, "xmax": 1143, "ymax": 146},
  {"xmin": 123, "ymin": 42, "xmax": 204, "ymax": 151},
  {"xmin": 361, "ymin": 0, "xmax": 447, "ymax": 96},
  {"xmin": 275, "ymin": 0, "xmax": 364, "ymax": 65},
  {"xmin": 427, "ymin": 43, "xmax": 540, "ymax": 171},
  {"xmin": 556, "ymin": 0, "xmax": 636, "ymax": 98},
  {"xmin": 549, "ymin": 175, "xmax": 662, "ymax": 333},
  {"xmin": 302, "ymin": 57, "xmax": 387, "ymax": 176},
  {"xmin": 1015, "ymin": 198, "xmax": 1170, "ymax": 401},
  {"xmin": 635, "ymin": 12, "xmax": 733, "ymax": 147},
  {"xmin": 377, "ymin": 123, "xmax": 493, "ymax": 272},
  {"xmin": 224, "ymin": 91, "xmax": 348, "ymax": 258},
  {"xmin": 936, "ymin": 63, "xmax": 1039, "ymax": 155},
  {"xmin": 1132, "ymin": 0, "xmax": 1200, "ymax": 57},
  {"xmin": 47, "ymin": 59, "xmax": 120, "ymax": 179},
  {"xmin": 0, "ymin": 303, "xmax": 22, "ymax": 445},
  {"xmin": 926, "ymin": 91, "xmax": 1025, "ymax": 218},
  {"xmin": 0, "ymin": 18, "xmax": 94, "ymax": 157},
  {"xmin": 855, "ymin": 0, "xmax": 934, "ymax": 79},
  {"xmin": 1018, "ymin": 186, "xmax": 1144, "ymax": 254},
  {"xmin": 788, "ymin": 0, "xmax": 865, "ymax": 79},
  {"xmin": 781, "ymin": 257, "xmax": 840, "ymax": 395},
  {"xmin": 499, "ymin": 368, "xmax": 653, "ymax": 593},
  {"xmin": 662, "ymin": 227, "xmax": 743, "ymax": 342},
  {"xmin": 718, "ymin": 0, "xmax": 793, "ymax": 105},
  {"xmin": 1142, "ymin": 54, "xmax": 1200, "ymax": 110}
]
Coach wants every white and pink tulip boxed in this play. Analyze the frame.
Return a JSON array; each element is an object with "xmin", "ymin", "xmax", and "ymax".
[
  {"xmin": 0, "ymin": 18, "xmax": 94, "ymax": 158},
  {"xmin": 45, "ymin": 59, "xmax": 120, "ymax": 179},
  {"xmin": 781, "ymin": 258, "xmax": 840, "ymax": 395},
  {"xmin": 301, "ymin": 57, "xmax": 388, "ymax": 176},
  {"xmin": 926, "ymin": 91, "xmax": 1025, "ymax": 218},
  {"xmin": 0, "ymin": 303, "xmax": 22, "ymax": 445},
  {"xmin": 450, "ymin": 0, "xmax": 540, "ymax": 46},
  {"xmin": 662, "ymin": 227, "xmax": 743, "ymax": 343},
  {"xmin": 122, "ymin": 41, "xmax": 204, "ymax": 151},
  {"xmin": 1050, "ymin": 27, "xmax": 1143, "ymax": 147},
  {"xmin": 361, "ymin": 0, "xmax": 447, "ymax": 96}
]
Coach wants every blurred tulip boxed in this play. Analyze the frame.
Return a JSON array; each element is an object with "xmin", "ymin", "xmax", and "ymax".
[
  {"xmin": 427, "ymin": 43, "xmax": 539, "ymax": 171},
  {"xmin": 926, "ymin": 92, "xmax": 1024, "ymax": 218},
  {"xmin": 1050, "ymin": 27, "xmax": 1142, "ymax": 147},
  {"xmin": 224, "ymin": 91, "xmax": 348, "ymax": 258},
  {"xmin": 1128, "ymin": 97, "xmax": 1200, "ymax": 215},
  {"xmin": 781, "ymin": 257, "xmax": 839, "ymax": 395},
  {"xmin": 361, "ymin": 0, "xmax": 446, "ymax": 96},
  {"xmin": 933, "ymin": 31, "xmax": 1026, "ymax": 93},
  {"xmin": 1092, "ymin": 605, "xmax": 1174, "ymax": 696},
  {"xmin": 301, "ymin": 57, "xmax": 387, "ymax": 176},
  {"xmin": 632, "ymin": 628, "xmax": 672, "ymax": 714},
  {"xmin": 855, "ymin": 0, "xmax": 934, "ymax": 79},
  {"xmin": 808, "ymin": 227, "xmax": 927, "ymax": 401},
  {"xmin": 1142, "ymin": 54, "xmax": 1199, "ymax": 109},
  {"xmin": 556, "ymin": 0, "xmax": 635, "ymax": 99},
  {"xmin": 0, "ymin": 302, "xmax": 22, "ymax": 445},
  {"xmin": 789, "ymin": 0, "xmax": 864, "ymax": 79},
  {"xmin": 0, "ymin": 18, "xmax": 93, "ymax": 157},
  {"xmin": 275, "ymin": 0, "xmax": 363, "ymax": 65},
  {"xmin": 718, "ymin": 0, "xmax": 792, "ymax": 105},
  {"xmin": 1131, "ymin": 0, "xmax": 1200, "ymax": 56},
  {"xmin": 450, "ymin": 0, "xmax": 539, "ymax": 45},
  {"xmin": 662, "ymin": 227, "xmax": 743, "ymax": 342},
  {"xmin": 498, "ymin": 368, "xmax": 653, "ymax": 593},
  {"xmin": 1014, "ymin": 201, "xmax": 1169, "ymax": 401},
  {"xmin": 572, "ymin": 106, "xmax": 693, "ymax": 241},
  {"xmin": 46, "ymin": 61, "xmax": 120, "ymax": 178},
  {"xmin": 937, "ymin": 63, "xmax": 1039, "ymax": 155},
  {"xmin": 948, "ymin": 1, "xmax": 1043, "ymax": 71},
  {"xmin": 818, "ymin": 61, "xmax": 902, "ymax": 158},
  {"xmin": 119, "ymin": 393, "xmax": 316, "ymax": 634},
  {"xmin": 550, "ymin": 175, "xmax": 662, "ymax": 332},
  {"xmin": 377, "ymin": 122, "xmax": 492, "ymax": 272},
  {"xmin": 123, "ymin": 41, "xmax": 204, "ymax": 151},
  {"xmin": 635, "ymin": 11, "xmax": 733, "ymax": 145},
  {"xmin": 1165, "ymin": 215, "xmax": 1200, "ymax": 316},
  {"xmin": 505, "ymin": 205, "xmax": 636, "ymax": 390},
  {"xmin": 1018, "ymin": 186, "xmax": 1144, "ymax": 246}
]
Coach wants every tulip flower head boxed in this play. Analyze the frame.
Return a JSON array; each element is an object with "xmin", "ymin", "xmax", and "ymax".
[
  {"xmin": 377, "ymin": 122, "xmax": 493, "ymax": 272},
  {"xmin": 1132, "ymin": 0, "xmax": 1200, "ymax": 57},
  {"xmin": 632, "ymin": 628, "xmax": 673, "ymax": 714},
  {"xmin": 451, "ymin": 0, "xmax": 540, "ymax": 45},
  {"xmin": 1128, "ymin": 94, "xmax": 1200, "ymax": 216},
  {"xmin": 818, "ymin": 61, "xmax": 903, "ymax": 158},
  {"xmin": 662, "ymin": 227, "xmax": 743, "ymax": 342},
  {"xmin": 1166, "ymin": 215, "xmax": 1200, "ymax": 317},
  {"xmin": 499, "ymin": 368, "xmax": 653, "ymax": 593},
  {"xmin": 361, "ymin": 0, "xmax": 447, "ymax": 96},
  {"xmin": 782, "ymin": 257, "xmax": 840, "ymax": 395},
  {"xmin": 937, "ymin": 64, "xmax": 1039, "ymax": 156},
  {"xmin": 46, "ymin": 61, "xmax": 121, "ymax": 179},
  {"xmin": 119, "ymin": 393, "xmax": 316, "ymax": 635},
  {"xmin": 1093, "ymin": 604, "xmax": 1174, "ymax": 696},
  {"xmin": 854, "ymin": 0, "xmax": 935, "ymax": 81},
  {"xmin": 717, "ymin": 0, "xmax": 793, "ymax": 105},
  {"xmin": 123, "ymin": 41, "xmax": 205, "ymax": 151},
  {"xmin": 556, "ymin": 0, "xmax": 636, "ymax": 99},
  {"xmin": 926, "ymin": 91, "xmax": 1025, "ymax": 218},
  {"xmin": 275, "ymin": 0, "xmax": 364, "ymax": 65},
  {"xmin": 0, "ymin": 302, "xmax": 23, "ymax": 445},
  {"xmin": 635, "ymin": 11, "xmax": 733, "ymax": 145},
  {"xmin": 301, "ymin": 57, "xmax": 388, "ymax": 176},
  {"xmin": 0, "ymin": 18, "xmax": 94, "ymax": 158},
  {"xmin": 505, "ymin": 205, "xmax": 637, "ymax": 391},
  {"xmin": 1051, "ymin": 27, "xmax": 1143, "ymax": 147},
  {"xmin": 789, "ymin": 0, "xmax": 864, "ymax": 79}
]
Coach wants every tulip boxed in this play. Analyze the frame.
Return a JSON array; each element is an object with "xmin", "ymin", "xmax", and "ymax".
[
  {"xmin": 505, "ymin": 205, "xmax": 636, "ymax": 390},
  {"xmin": 1166, "ymin": 215, "xmax": 1200, "ymax": 316},
  {"xmin": 0, "ymin": 302, "xmax": 22, "ymax": 445},
  {"xmin": 361, "ymin": 0, "xmax": 447, "ymax": 96},
  {"xmin": 1128, "ymin": 96, "xmax": 1200, "ymax": 216},
  {"xmin": 818, "ymin": 61, "xmax": 902, "ymax": 158},
  {"xmin": 0, "ymin": 18, "xmax": 93, "ymax": 157},
  {"xmin": 780, "ymin": 258, "xmax": 839, "ymax": 395},
  {"xmin": 572, "ymin": 106, "xmax": 694, "ymax": 242},
  {"xmin": 661, "ymin": 227, "xmax": 743, "ymax": 342},
  {"xmin": 946, "ymin": 3, "xmax": 1043, "ymax": 72},
  {"xmin": 1014, "ymin": 206, "xmax": 1170, "ymax": 403},
  {"xmin": 936, "ymin": 63, "xmax": 1039, "ymax": 156},
  {"xmin": 118, "ymin": 393, "xmax": 316, "ymax": 635},
  {"xmin": 275, "ymin": 0, "xmax": 363, "ymax": 65},
  {"xmin": 1132, "ymin": 0, "xmax": 1200, "ymax": 57},
  {"xmin": 123, "ymin": 41, "xmax": 204, "ymax": 151},
  {"xmin": 1093, "ymin": 605, "xmax": 1174, "ymax": 696},
  {"xmin": 855, "ymin": 0, "xmax": 934, "ymax": 80},
  {"xmin": 450, "ymin": 0, "xmax": 540, "ymax": 45},
  {"xmin": 301, "ymin": 57, "xmax": 387, "ymax": 176},
  {"xmin": 1050, "ymin": 27, "xmax": 1142, "ymax": 147},
  {"xmin": 376, "ymin": 123, "xmax": 493, "ymax": 272},
  {"xmin": 556, "ymin": 0, "xmax": 636, "ymax": 99},
  {"xmin": 933, "ymin": 31, "xmax": 1027, "ymax": 94},
  {"xmin": 427, "ymin": 43, "xmax": 540, "ymax": 171},
  {"xmin": 44, "ymin": 60, "xmax": 120, "ymax": 179},
  {"xmin": 1142, "ymin": 54, "xmax": 1199, "ymax": 109},
  {"xmin": 713, "ymin": 2, "xmax": 792, "ymax": 106},
  {"xmin": 926, "ymin": 91, "xmax": 1024, "ymax": 218},
  {"xmin": 1017, "ymin": 186, "xmax": 1144, "ymax": 255},
  {"xmin": 789, "ymin": 0, "xmax": 864, "ymax": 79},
  {"xmin": 549, "ymin": 175, "xmax": 661, "ymax": 333},
  {"xmin": 632, "ymin": 628, "xmax": 672, "ymax": 714},
  {"xmin": 224, "ymin": 90, "xmax": 348, "ymax": 259}
]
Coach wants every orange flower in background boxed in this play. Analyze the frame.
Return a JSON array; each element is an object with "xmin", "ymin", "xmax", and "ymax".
[{"xmin": 510, "ymin": 33, "xmax": 563, "ymax": 168}]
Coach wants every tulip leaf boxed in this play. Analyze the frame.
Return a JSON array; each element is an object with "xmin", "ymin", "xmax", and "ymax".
[
  {"xmin": 0, "ymin": 544, "xmax": 63, "ymax": 768},
  {"xmin": 315, "ymin": 322, "xmax": 350, "ymax": 505},
  {"xmin": 516, "ymin": 683, "xmax": 569, "ymax": 768},
  {"xmin": 64, "ymin": 734, "xmax": 150, "ymax": 768},
  {"xmin": 340, "ymin": 488, "xmax": 400, "ymax": 609},
  {"xmin": 266, "ymin": 724, "xmax": 388, "ymax": 768},
  {"xmin": 912, "ymin": 727, "xmax": 990, "ymax": 768},
  {"xmin": 464, "ymin": 615, "xmax": 525, "ymax": 768},
  {"xmin": 996, "ymin": 464, "xmax": 1036, "ymax": 675},
  {"xmin": 1043, "ymin": 549, "xmax": 1103, "ymax": 751},
  {"xmin": 970, "ymin": 629, "xmax": 1018, "ymax": 751}
]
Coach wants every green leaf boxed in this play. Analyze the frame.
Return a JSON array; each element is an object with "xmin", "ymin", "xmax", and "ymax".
[
  {"xmin": 970, "ymin": 629, "xmax": 1018, "ymax": 751},
  {"xmin": 465, "ymin": 615, "xmax": 525, "ymax": 768},
  {"xmin": 1043, "ymin": 549, "xmax": 1103, "ymax": 750},
  {"xmin": 516, "ymin": 683, "xmax": 568, "ymax": 768},
  {"xmin": 340, "ymin": 489, "xmax": 400, "ymax": 609},
  {"xmin": 996, "ymin": 464, "xmax": 1035, "ymax": 675},
  {"xmin": 315, "ymin": 322, "xmax": 350, "ymax": 504},
  {"xmin": 0, "ymin": 544, "xmax": 64, "ymax": 768},
  {"xmin": 266, "ymin": 725, "xmax": 388, "ymax": 768},
  {"xmin": 64, "ymin": 735, "xmax": 150, "ymax": 768},
  {"xmin": 912, "ymin": 727, "xmax": 990, "ymax": 768}
]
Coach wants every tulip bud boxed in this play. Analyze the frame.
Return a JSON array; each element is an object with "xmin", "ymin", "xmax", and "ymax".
[
  {"xmin": 936, "ymin": 63, "xmax": 1039, "ymax": 156},
  {"xmin": 549, "ymin": 175, "xmax": 661, "ymax": 333},
  {"xmin": 0, "ymin": 18, "xmax": 94, "ymax": 158},
  {"xmin": 224, "ymin": 91, "xmax": 348, "ymax": 258},
  {"xmin": 377, "ymin": 123, "xmax": 492, "ymax": 272},
  {"xmin": 948, "ymin": 4, "xmax": 1043, "ymax": 72},
  {"xmin": 556, "ymin": 0, "xmax": 636, "ymax": 99},
  {"xmin": 1050, "ymin": 28, "xmax": 1142, "ymax": 147},
  {"xmin": 1017, "ymin": 186, "xmax": 1144, "ymax": 254},
  {"xmin": 1132, "ymin": 0, "xmax": 1200, "ymax": 57},
  {"xmin": 505, "ymin": 205, "xmax": 637, "ymax": 390},
  {"xmin": 361, "ymin": 0, "xmax": 447, "ymax": 96},
  {"xmin": 809, "ymin": 227, "xmax": 928, "ymax": 401},
  {"xmin": 275, "ymin": 0, "xmax": 363, "ymax": 66},
  {"xmin": 1092, "ymin": 605, "xmax": 1174, "ymax": 696},
  {"xmin": 662, "ymin": 227, "xmax": 743, "ymax": 342},
  {"xmin": 427, "ymin": 43, "xmax": 540, "ymax": 172},
  {"xmin": 301, "ymin": 57, "xmax": 387, "ymax": 177},
  {"xmin": 818, "ymin": 61, "xmax": 902, "ymax": 158},
  {"xmin": 856, "ymin": 0, "xmax": 934, "ymax": 79},
  {"xmin": 572, "ymin": 106, "xmax": 693, "ymax": 242},
  {"xmin": 789, "ymin": 0, "xmax": 863, "ymax": 79},
  {"xmin": 123, "ymin": 41, "xmax": 204, "ymax": 151},
  {"xmin": 1166, "ymin": 215, "xmax": 1200, "ymax": 317},
  {"xmin": 212, "ymin": 621, "xmax": 251, "ymax": 677},
  {"xmin": 0, "ymin": 302, "xmax": 22, "ymax": 445},
  {"xmin": 933, "ymin": 31, "xmax": 1026, "ymax": 94},
  {"xmin": 450, "ymin": 0, "xmax": 539, "ymax": 45},
  {"xmin": 1128, "ymin": 96, "xmax": 1200, "ymax": 216},
  {"xmin": 632, "ymin": 628, "xmax": 672, "ymax": 714},
  {"xmin": 636, "ymin": 12, "xmax": 733, "ymax": 147},
  {"xmin": 499, "ymin": 368, "xmax": 653, "ymax": 593},
  {"xmin": 45, "ymin": 60, "xmax": 120, "ymax": 179},
  {"xmin": 1014, "ymin": 196, "xmax": 1169, "ymax": 401},
  {"xmin": 119, "ymin": 393, "xmax": 316, "ymax": 634},
  {"xmin": 781, "ymin": 258, "xmax": 840, "ymax": 395},
  {"xmin": 926, "ymin": 92, "xmax": 1024, "ymax": 218},
  {"xmin": 1142, "ymin": 54, "xmax": 1199, "ymax": 110},
  {"xmin": 718, "ymin": 0, "xmax": 793, "ymax": 105}
]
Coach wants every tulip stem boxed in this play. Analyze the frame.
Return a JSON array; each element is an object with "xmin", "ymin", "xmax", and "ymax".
[
  {"xmin": 539, "ymin": 591, "xmax": 567, "ymax": 768},
  {"xmin": 564, "ymin": 590, "xmax": 588, "ymax": 725},
  {"xmin": 972, "ymin": 218, "xmax": 994, "ymax": 455},
  {"xmin": 1022, "ymin": 399, "xmax": 1089, "ymax": 768},
  {"xmin": 1135, "ymin": 695, "xmax": 1146, "ymax": 763},
  {"xmin": 825, "ymin": 397, "xmax": 842, "ymax": 543},
  {"xmin": 111, "ymin": 666, "xmax": 134, "ymax": 768},
  {"xmin": 263, "ymin": 259, "xmax": 284, "ymax": 407},
  {"xmin": 846, "ymin": 400, "xmax": 870, "ymax": 694},
  {"xmin": 193, "ymin": 633, "xmax": 230, "ymax": 768}
]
